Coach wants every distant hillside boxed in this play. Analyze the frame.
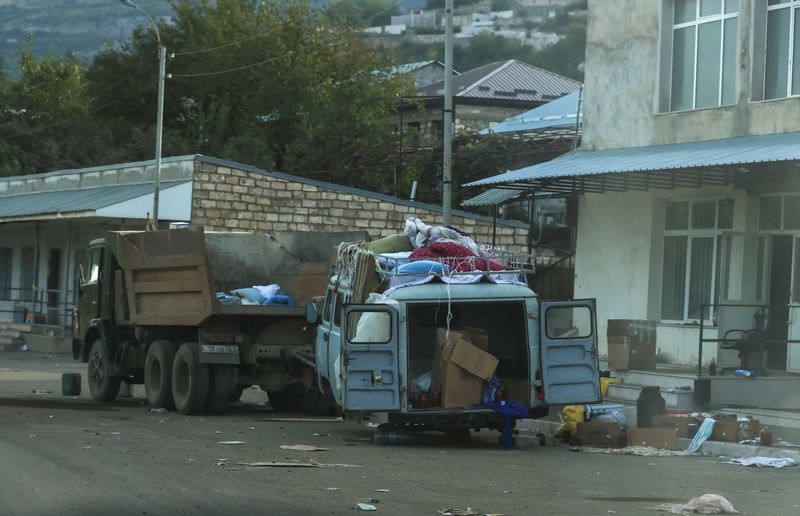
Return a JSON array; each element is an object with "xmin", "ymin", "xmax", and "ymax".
[{"xmin": 0, "ymin": 0, "xmax": 426, "ymax": 76}]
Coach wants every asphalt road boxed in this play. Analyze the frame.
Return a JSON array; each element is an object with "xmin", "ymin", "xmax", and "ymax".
[{"xmin": 0, "ymin": 351, "xmax": 798, "ymax": 516}]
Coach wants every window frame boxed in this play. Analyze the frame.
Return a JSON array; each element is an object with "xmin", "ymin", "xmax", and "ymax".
[
  {"xmin": 660, "ymin": 198, "xmax": 733, "ymax": 323},
  {"xmin": 764, "ymin": 0, "xmax": 800, "ymax": 99},
  {"xmin": 0, "ymin": 247, "xmax": 11, "ymax": 301},
  {"xmin": 670, "ymin": 0, "xmax": 740, "ymax": 111}
]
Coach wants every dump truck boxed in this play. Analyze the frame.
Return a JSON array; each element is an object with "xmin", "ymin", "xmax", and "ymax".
[
  {"xmin": 73, "ymin": 227, "xmax": 363, "ymax": 415},
  {"xmin": 315, "ymin": 243, "xmax": 602, "ymax": 437}
]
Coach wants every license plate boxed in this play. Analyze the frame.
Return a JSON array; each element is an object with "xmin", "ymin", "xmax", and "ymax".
[{"xmin": 201, "ymin": 344, "xmax": 238, "ymax": 354}]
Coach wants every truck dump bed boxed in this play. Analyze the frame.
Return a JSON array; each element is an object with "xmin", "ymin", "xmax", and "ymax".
[{"xmin": 110, "ymin": 228, "xmax": 365, "ymax": 326}]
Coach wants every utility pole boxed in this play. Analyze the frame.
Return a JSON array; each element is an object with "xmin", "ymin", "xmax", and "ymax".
[
  {"xmin": 121, "ymin": 0, "xmax": 165, "ymax": 229},
  {"xmin": 442, "ymin": 0, "xmax": 454, "ymax": 225}
]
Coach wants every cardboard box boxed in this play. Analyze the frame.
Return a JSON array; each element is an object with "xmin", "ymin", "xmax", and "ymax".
[
  {"xmin": 628, "ymin": 427, "xmax": 678, "ymax": 450},
  {"xmin": 439, "ymin": 360, "xmax": 485, "ymax": 408},
  {"xmin": 577, "ymin": 422, "xmax": 621, "ymax": 446},
  {"xmin": 463, "ymin": 327, "xmax": 489, "ymax": 351},
  {"xmin": 652, "ymin": 414, "xmax": 695, "ymax": 438},
  {"xmin": 711, "ymin": 417, "xmax": 761, "ymax": 442},
  {"xmin": 606, "ymin": 320, "xmax": 657, "ymax": 370},
  {"xmin": 435, "ymin": 328, "xmax": 498, "ymax": 381}
]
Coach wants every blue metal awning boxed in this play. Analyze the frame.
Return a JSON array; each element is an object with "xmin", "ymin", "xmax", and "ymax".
[
  {"xmin": 464, "ymin": 131, "xmax": 800, "ymax": 193},
  {"xmin": 479, "ymin": 90, "xmax": 581, "ymax": 136}
]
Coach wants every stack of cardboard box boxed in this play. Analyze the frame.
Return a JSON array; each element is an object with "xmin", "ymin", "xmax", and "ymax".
[{"xmin": 431, "ymin": 328, "xmax": 498, "ymax": 408}]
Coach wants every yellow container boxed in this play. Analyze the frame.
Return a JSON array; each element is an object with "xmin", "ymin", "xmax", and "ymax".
[{"xmin": 601, "ymin": 377, "xmax": 622, "ymax": 397}]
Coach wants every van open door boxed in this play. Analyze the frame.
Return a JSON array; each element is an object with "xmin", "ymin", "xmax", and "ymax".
[
  {"xmin": 340, "ymin": 305, "xmax": 400, "ymax": 411},
  {"xmin": 539, "ymin": 299, "xmax": 601, "ymax": 404}
]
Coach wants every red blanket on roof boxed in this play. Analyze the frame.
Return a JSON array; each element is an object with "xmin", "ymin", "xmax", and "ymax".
[{"xmin": 409, "ymin": 242, "xmax": 504, "ymax": 272}]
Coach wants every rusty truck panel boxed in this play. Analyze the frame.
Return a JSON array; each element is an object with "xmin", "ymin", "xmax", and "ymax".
[{"xmin": 109, "ymin": 227, "xmax": 366, "ymax": 327}]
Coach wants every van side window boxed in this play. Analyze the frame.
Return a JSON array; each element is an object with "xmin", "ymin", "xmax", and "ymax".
[
  {"xmin": 545, "ymin": 306, "xmax": 592, "ymax": 339},
  {"xmin": 322, "ymin": 290, "xmax": 334, "ymax": 322},
  {"xmin": 334, "ymin": 293, "xmax": 344, "ymax": 326}
]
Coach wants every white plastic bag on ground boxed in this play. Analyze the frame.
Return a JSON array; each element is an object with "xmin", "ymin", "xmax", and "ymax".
[
  {"xmin": 727, "ymin": 456, "xmax": 797, "ymax": 468},
  {"xmin": 652, "ymin": 494, "xmax": 738, "ymax": 514},
  {"xmin": 686, "ymin": 417, "xmax": 715, "ymax": 453}
]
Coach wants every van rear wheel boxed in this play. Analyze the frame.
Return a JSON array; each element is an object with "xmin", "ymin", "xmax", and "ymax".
[
  {"xmin": 172, "ymin": 343, "xmax": 210, "ymax": 415},
  {"xmin": 144, "ymin": 340, "xmax": 176, "ymax": 410}
]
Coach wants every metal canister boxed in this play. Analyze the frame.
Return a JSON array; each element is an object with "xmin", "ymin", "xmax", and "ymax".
[{"xmin": 62, "ymin": 372, "xmax": 81, "ymax": 396}]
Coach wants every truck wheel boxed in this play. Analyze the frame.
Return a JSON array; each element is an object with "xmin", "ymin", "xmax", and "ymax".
[
  {"xmin": 172, "ymin": 343, "xmax": 210, "ymax": 415},
  {"xmin": 266, "ymin": 387, "xmax": 297, "ymax": 413},
  {"xmin": 228, "ymin": 386, "xmax": 245, "ymax": 403},
  {"xmin": 144, "ymin": 340, "xmax": 176, "ymax": 410},
  {"xmin": 301, "ymin": 378, "xmax": 336, "ymax": 416},
  {"xmin": 87, "ymin": 338, "xmax": 122, "ymax": 402},
  {"xmin": 206, "ymin": 365, "xmax": 234, "ymax": 415}
]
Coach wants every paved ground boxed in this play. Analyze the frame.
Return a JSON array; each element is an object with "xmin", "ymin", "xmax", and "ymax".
[{"xmin": 1, "ymin": 351, "xmax": 798, "ymax": 516}]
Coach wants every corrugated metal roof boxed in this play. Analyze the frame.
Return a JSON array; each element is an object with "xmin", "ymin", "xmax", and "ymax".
[
  {"xmin": 461, "ymin": 188, "xmax": 526, "ymax": 207},
  {"xmin": 465, "ymin": 131, "xmax": 800, "ymax": 190},
  {"xmin": 419, "ymin": 59, "xmax": 580, "ymax": 103},
  {"xmin": 480, "ymin": 90, "xmax": 582, "ymax": 135},
  {"xmin": 0, "ymin": 181, "xmax": 188, "ymax": 219}
]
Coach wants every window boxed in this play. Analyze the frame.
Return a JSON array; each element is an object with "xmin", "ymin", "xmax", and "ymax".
[
  {"xmin": 545, "ymin": 306, "xmax": 592, "ymax": 339},
  {"xmin": 758, "ymin": 194, "xmax": 800, "ymax": 230},
  {"xmin": 0, "ymin": 248, "xmax": 11, "ymax": 300},
  {"xmin": 660, "ymin": 199, "xmax": 733, "ymax": 321},
  {"xmin": 670, "ymin": 0, "xmax": 739, "ymax": 110},
  {"xmin": 764, "ymin": 0, "xmax": 800, "ymax": 99}
]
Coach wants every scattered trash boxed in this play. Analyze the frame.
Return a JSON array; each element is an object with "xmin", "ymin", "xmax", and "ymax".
[
  {"xmin": 437, "ymin": 508, "xmax": 479, "ymax": 516},
  {"xmin": 726, "ymin": 457, "xmax": 797, "ymax": 468},
  {"xmin": 215, "ymin": 430, "xmax": 223, "ymax": 434},
  {"xmin": 373, "ymin": 489, "xmax": 389, "ymax": 493},
  {"xmin": 238, "ymin": 461, "xmax": 319, "ymax": 468},
  {"xmin": 651, "ymin": 494, "xmax": 738, "ymax": 514},
  {"xmin": 159, "ymin": 418, "xmax": 169, "ymax": 424},
  {"xmin": 32, "ymin": 389, "xmax": 52, "ymax": 394},
  {"xmin": 150, "ymin": 408, "xmax": 167, "ymax": 413},
  {"xmin": 366, "ymin": 422, "xmax": 381, "ymax": 428},
  {"xmin": 214, "ymin": 461, "xmax": 228, "ymax": 466},
  {"xmin": 20, "ymin": 344, "xmax": 28, "ymax": 352},
  {"xmin": 355, "ymin": 503, "xmax": 377, "ymax": 511},
  {"xmin": 254, "ymin": 417, "xmax": 343, "ymax": 423},
  {"xmin": 218, "ymin": 441, "xmax": 245, "ymax": 445},
  {"xmin": 279, "ymin": 444, "xmax": 330, "ymax": 452},
  {"xmin": 110, "ymin": 432, "xmax": 121, "ymax": 436},
  {"xmin": 577, "ymin": 446, "xmax": 687, "ymax": 457},
  {"xmin": 312, "ymin": 433, "xmax": 329, "ymax": 437},
  {"xmin": 733, "ymin": 369, "xmax": 755, "ymax": 377},
  {"xmin": 309, "ymin": 459, "xmax": 363, "ymax": 468},
  {"xmin": 666, "ymin": 386, "xmax": 692, "ymax": 393},
  {"xmin": 686, "ymin": 418, "xmax": 715, "ymax": 453},
  {"xmin": 325, "ymin": 487, "xmax": 340, "ymax": 491},
  {"xmin": 775, "ymin": 439, "xmax": 800, "ymax": 448},
  {"xmin": 81, "ymin": 446, "xmax": 92, "ymax": 450}
]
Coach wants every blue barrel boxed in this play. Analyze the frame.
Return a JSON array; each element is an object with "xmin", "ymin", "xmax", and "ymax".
[{"xmin": 62, "ymin": 372, "xmax": 82, "ymax": 396}]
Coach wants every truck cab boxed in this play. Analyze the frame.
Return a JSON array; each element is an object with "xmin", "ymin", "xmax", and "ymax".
[{"xmin": 315, "ymin": 254, "xmax": 601, "ymax": 433}]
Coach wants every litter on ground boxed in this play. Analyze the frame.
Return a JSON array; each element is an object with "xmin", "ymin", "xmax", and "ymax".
[
  {"xmin": 577, "ymin": 446, "xmax": 688, "ymax": 457},
  {"xmin": 651, "ymin": 494, "xmax": 738, "ymax": 514},
  {"xmin": 356, "ymin": 503, "xmax": 377, "ymax": 511},
  {"xmin": 437, "ymin": 508, "xmax": 479, "ymax": 516},
  {"xmin": 726, "ymin": 457, "xmax": 797, "ymax": 468},
  {"xmin": 238, "ymin": 461, "xmax": 319, "ymax": 468},
  {"xmin": 279, "ymin": 444, "xmax": 330, "ymax": 452},
  {"xmin": 218, "ymin": 441, "xmax": 245, "ymax": 445}
]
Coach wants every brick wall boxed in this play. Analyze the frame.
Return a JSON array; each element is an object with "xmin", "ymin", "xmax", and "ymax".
[{"xmin": 190, "ymin": 161, "xmax": 529, "ymax": 250}]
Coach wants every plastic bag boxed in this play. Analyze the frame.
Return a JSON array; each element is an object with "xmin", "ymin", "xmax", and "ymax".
[
  {"xmin": 594, "ymin": 410, "xmax": 627, "ymax": 429},
  {"xmin": 652, "ymin": 493, "xmax": 738, "ymax": 514},
  {"xmin": 412, "ymin": 371, "xmax": 432, "ymax": 392},
  {"xmin": 686, "ymin": 417, "xmax": 716, "ymax": 453},
  {"xmin": 482, "ymin": 375, "xmax": 502, "ymax": 405}
]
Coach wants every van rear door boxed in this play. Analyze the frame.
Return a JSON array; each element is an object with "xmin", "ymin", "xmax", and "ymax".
[
  {"xmin": 539, "ymin": 299, "xmax": 601, "ymax": 404},
  {"xmin": 341, "ymin": 305, "xmax": 400, "ymax": 412}
]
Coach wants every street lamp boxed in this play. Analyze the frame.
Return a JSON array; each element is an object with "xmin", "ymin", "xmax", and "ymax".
[{"xmin": 121, "ymin": 0, "xmax": 166, "ymax": 229}]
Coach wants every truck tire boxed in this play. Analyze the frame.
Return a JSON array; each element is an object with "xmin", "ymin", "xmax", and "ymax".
[
  {"xmin": 205, "ymin": 365, "xmax": 234, "ymax": 415},
  {"xmin": 87, "ymin": 338, "xmax": 122, "ymax": 402},
  {"xmin": 265, "ymin": 387, "xmax": 297, "ymax": 413},
  {"xmin": 172, "ymin": 342, "xmax": 210, "ymax": 415},
  {"xmin": 301, "ymin": 378, "xmax": 336, "ymax": 416},
  {"xmin": 144, "ymin": 340, "xmax": 176, "ymax": 410}
]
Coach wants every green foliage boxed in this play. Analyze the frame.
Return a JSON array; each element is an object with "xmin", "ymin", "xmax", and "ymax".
[{"xmin": 326, "ymin": 0, "xmax": 401, "ymax": 26}]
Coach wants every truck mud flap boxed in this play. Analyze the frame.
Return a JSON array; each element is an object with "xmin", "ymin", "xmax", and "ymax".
[{"xmin": 198, "ymin": 344, "xmax": 241, "ymax": 365}]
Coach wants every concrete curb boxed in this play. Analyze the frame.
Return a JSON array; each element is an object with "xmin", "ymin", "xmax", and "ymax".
[{"xmin": 516, "ymin": 418, "xmax": 800, "ymax": 461}]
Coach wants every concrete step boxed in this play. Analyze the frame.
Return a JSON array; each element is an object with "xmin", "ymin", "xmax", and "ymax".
[
  {"xmin": 0, "ymin": 335, "xmax": 24, "ymax": 346},
  {"xmin": 0, "ymin": 343, "xmax": 23, "ymax": 351},
  {"xmin": 0, "ymin": 323, "xmax": 31, "ymax": 333},
  {"xmin": 0, "ymin": 330, "xmax": 23, "ymax": 339},
  {"xmin": 610, "ymin": 369, "xmax": 696, "ymax": 390},
  {"xmin": 22, "ymin": 334, "xmax": 72, "ymax": 354},
  {"xmin": 717, "ymin": 407, "xmax": 800, "ymax": 431},
  {"xmin": 606, "ymin": 382, "xmax": 697, "ymax": 411}
]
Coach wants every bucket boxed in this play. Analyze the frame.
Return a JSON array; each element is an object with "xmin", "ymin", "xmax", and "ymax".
[{"xmin": 62, "ymin": 372, "xmax": 81, "ymax": 396}]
